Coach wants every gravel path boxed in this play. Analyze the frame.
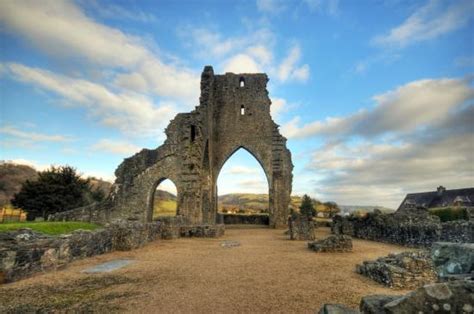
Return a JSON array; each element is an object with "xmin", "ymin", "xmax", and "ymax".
[{"xmin": 1, "ymin": 227, "xmax": 412, "ymax": 313}]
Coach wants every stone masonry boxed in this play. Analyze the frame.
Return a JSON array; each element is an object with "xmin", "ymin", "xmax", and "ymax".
[{"xmin": 51, "ymin": 67, "xmax": 293, "ymax": 228}]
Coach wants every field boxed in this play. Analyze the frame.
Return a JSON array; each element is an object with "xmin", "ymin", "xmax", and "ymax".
[
  {"xmin": 153, "ymin": 199, "xmax": 177, "ymax": 217},
  {"xmin": 0, "ymin": 221, "xmax": 100, "ymax": 235},
  {"xmin": 0, "ymin": 227, "xmax": 411, "ymax": 312}
]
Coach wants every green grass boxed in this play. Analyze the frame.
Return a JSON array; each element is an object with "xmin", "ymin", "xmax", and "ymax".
[
  {"xmin": 153, "ymin": 199, "xmax": 177, "ymax": 217},
  {"xmin": 0, "ymin": 221, "xmax": 100, "ymax": 235}
]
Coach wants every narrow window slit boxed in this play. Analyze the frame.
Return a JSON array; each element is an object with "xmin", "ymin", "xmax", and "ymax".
[
  {"xmin": 191, "ymin": 125, "xmax": 196, "ymax": 142},
  {"xmin": 239, "ymin": 77, "xmax": 245, "ymax": 87},
  {"xmin": 240, "ymin": 105, "xmax": 245, "ymax": 115}
]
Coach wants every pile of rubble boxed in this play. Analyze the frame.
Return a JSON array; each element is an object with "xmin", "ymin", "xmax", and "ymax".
[{"xmin": 356, "ymin": 251, "xmax": 437, "ymax": 289}]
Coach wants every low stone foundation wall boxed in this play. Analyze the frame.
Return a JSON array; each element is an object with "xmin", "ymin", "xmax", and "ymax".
[
  {"xmin": 308, "ymin": 235, "xmax": 352, "ymax": 253},
  {"xmin": 356, "ymin": 251, "xmax": 437, "ymax": 289},
  {"xmin": 440, "ymin": 220, "xmax": 474, "ymax": 243},
  {"xmin": 332, "ymin": 209, "xmax": 473, "ymax": 247},
  {"xmin": 0, "ymin": 221, "xmax": 224, "ymax": 284},
  {"xmin": 219, "ymin": 214, "xmax": 269, "ymax": 225},
  {"xmin": 48, "ymin": 202, "xmax": 110, "ymax": 223}
]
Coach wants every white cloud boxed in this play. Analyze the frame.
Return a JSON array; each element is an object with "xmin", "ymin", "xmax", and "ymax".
[
  {"xmin": 372, "ymin": 0, "xmax": 474, "ymax": 48},
  {"xmin": 182, "ymin": 27, "xmax": 309, "ymax": 83},
  {"xmin": 91, "ymin": 139, "xmax": 141, "ymax": 155},
  {"xmin": 3, "ymin": 63, "xmax": 178, "ymax": 137},
  {"xmin": 223, "ymin": 54, "xmax": 262, "ymax": 73},
  {"xmin": 0, "ymin": 126, "xmax": 73, "ymax": 142},
  {"xmin": 256, "ymin": 0, "xmax": 286, "ymax": 14},
  {"xmin": 156, "ymin": 178, "xmax": 178, "ymax": 195},
  {"xmin": 282, "ymin": 77, "xmax": 473, "ymax": 139},
  {"xmin": 3, "ymin": 159, "xmax": 115, "ymax": 182},
  {"xmin": 0, "ymin": 0, "xmax": 199, "ymax": 103},
  {"xmin": 4, "ymin": 159, "xmax": 51, "ymax": 172},
  {"xmin": 277, "ymin": 46, "xmax": 310, "ymax": 82},
  {"xmin": 270, "ymin": 97, "xmax": 293, "ymax": 123},
  {"xmin": 288, "ymin": 75, "xmax": 474, "ymax": 208},
  {"xmin": 82, "ymin": 0, "xmax": 158, "ymax": 23},
  {"xmin": 223, "ymin": 166, "xmax": 259, "ymax": 175}
]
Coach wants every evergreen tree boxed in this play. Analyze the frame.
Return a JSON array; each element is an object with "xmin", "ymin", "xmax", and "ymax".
[
  {"xmin": 299, "ymin": 194, "xmax": 316, "ymax": 217},
  {"xmin": 12, "ymin": 166, "xmax": 92, "ymax": 220}
]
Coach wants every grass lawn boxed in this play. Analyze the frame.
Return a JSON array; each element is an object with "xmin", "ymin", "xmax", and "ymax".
[
  {"xmin": 153, "ymin": 199, "xmax": 177, "ymax": 217},
  {"xmin": 0, "ymin": 221, "xmax": 100, "ymax": 235}
]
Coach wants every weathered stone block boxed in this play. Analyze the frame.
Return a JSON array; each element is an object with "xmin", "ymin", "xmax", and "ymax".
[
  {"xmin": 383, "ymin": 280, "xmax": 474, "ymax": 313},
  {"xmin": 318, "ymin": 304, "xmax": 359, "ymax": 314},
  {"xmin": 288, "ymin": 215, "xmax": 316, "ymax": 240},
  {"xmin": 359, "ymin": 295, "xmax": 401, "ymax": 314},
  {"xmin": 431, "ymin": 242, "xmax": 474, "ymax": 281}
]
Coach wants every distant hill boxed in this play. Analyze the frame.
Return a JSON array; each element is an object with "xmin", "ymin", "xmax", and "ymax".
[
  {"xmin": 0, "ymin": 161, "xmax": 112, "ymax": 206},
  {"xmin": 153, "ymin": 189, "xmax": 177, "ymax": 217},
  {"xmin": 0, "ymin": 162, "xmax": 38, "ymax": 206},
  {"xmin": 217, "ymin": 193, "xmax": 337, "ymax": 214},
  {"xmin": 339, "ymin": 205, "xmax": 395, "ymax": 215}
]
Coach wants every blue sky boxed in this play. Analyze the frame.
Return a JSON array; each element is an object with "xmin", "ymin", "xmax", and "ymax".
[{"xmin": 1, "ymin": 0, "xmax": 473, "ymax": 208}]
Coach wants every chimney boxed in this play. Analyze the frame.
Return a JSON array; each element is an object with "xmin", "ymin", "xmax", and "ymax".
[{"xmin": 437, "ymin": 186, "xmax": 446, "ymax": 196}]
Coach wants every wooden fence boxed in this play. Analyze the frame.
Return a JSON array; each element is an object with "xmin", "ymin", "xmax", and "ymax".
[{"xmin": 0, "ymin": 207, "xmax": 27, "ymax": 223}]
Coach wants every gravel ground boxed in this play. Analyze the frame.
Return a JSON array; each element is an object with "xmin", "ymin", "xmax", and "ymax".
[{"xmin": 0, "ymin": 227, "xmax": 412, "ymax": 313}]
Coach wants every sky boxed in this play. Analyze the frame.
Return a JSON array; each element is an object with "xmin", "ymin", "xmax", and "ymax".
[{"xmin": 0, "ymin": 0, "xmax": 473, "ymax": 208}]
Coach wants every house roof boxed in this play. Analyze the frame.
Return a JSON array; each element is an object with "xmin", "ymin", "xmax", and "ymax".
[{"xmin": 398, "ymin": 187, "xmax": 474, "ymax": 210}]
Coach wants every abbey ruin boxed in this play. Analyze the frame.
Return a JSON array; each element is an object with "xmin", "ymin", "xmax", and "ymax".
[{"xmin": 52, "ymin": 66, "xmax": 293, "ymax": 228}]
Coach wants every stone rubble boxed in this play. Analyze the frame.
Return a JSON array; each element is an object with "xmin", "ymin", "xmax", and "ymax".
[
  {"xmin": 356, "ymin": 251, "xmax": 437, "ymax": 289},
  {"xmin": 319, "ymin": 279, "xmax": 474, "ymax": 313}
]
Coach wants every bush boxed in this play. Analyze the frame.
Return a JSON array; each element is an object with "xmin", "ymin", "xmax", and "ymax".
[
  {"xmin": 430, "ymin": 207, "xmax": 468, "ymax": 222},
  {"xmin": 11, "ymin": 166, "xmax": 96, "ymax": 220}
]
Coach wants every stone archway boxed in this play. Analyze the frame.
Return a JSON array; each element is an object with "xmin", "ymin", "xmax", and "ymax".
[
  {"xmin": 147, "ymin": 178, "xmax": 179, "ymax": 221},
  {"xmin": 107, "ymin": 66, "xmax": 293, "ymax": 228},
  {"xmin": 215, "ymin": 146, "xmax": 271, "ymax": 220}
]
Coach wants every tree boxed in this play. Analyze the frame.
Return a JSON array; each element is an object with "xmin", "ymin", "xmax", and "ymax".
[
  {"xmin": 323, "ymin": 201, "xmax": 341, "ymax": 218},
  {"xmin": 299, "ymin": 194, "xmax": 316, "ymax": 217},
  {"xmin": 11, "ymin": 166, "xmax": 93, "ymax": 220}
]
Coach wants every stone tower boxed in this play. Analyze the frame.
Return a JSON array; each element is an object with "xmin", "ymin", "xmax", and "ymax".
[{"xmin": 109, "ymin": 66, "xmax": 293, "ymax": 228}]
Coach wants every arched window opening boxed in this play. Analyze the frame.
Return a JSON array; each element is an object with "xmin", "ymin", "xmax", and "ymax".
[
  {"xmin": 190, "ymin": 125, "xmax": 196, "ymax": 142},
  {"xmin": 240, "ymin": 105, "xmax": 245, "ymax": 115},
  {"xmin": 239, "ymin": 77, "xmax": 245, "ymax": 87},
  {"xmin": 152, "ymin": 179, "xmax": 178, "ymax": 219},
  {"xmin": 217, "ymin": 148, "xmax": 269, "ymax": 225}
]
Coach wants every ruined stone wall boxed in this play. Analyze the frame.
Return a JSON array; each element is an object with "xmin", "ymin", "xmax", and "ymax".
[
  {"xmin": 55, "ymin": 66, "xmax": 293, "ymax": 228},
  {"xmin": 332, "ymin": 210, "xmax": 473, "ymax": 246},
  {"xmin": 0, "ymin": 221, "xmax": 224, "ymax": 283}
]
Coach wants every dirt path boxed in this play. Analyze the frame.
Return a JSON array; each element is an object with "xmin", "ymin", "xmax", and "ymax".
[{"xmin": 0, "ymin": 227, "xmax": 412, "ymax": 313}]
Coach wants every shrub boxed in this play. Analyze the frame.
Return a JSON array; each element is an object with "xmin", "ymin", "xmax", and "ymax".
[
  {"xmin": 430, "ymin": 207, "xmax": 468, "ymax": 222},
  {"xmin": 299, "ymin": 194, "xmax": 316, "ymax": 217}
]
